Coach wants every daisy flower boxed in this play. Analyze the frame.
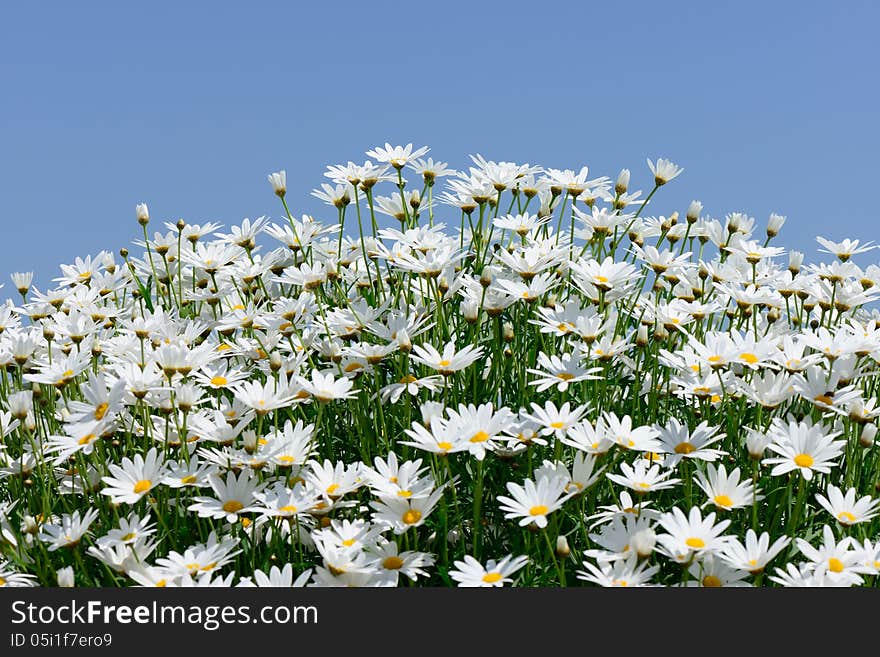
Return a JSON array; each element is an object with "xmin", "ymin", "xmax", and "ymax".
[
  {"xmin": 448, "ymin": 554, "xmax": 529, "ymax": 587},
  {"xmin": 366, "ymin": 142, "xmax": 429, "ymax": 169},
  {"xmin": 719, "ymin": 529, "xmax": 790, "ymax": 575},
  {"xmin": 762, "ymin": 418, "xmax": 845, "ymax": 481},
  {"xmin": 523, "ymin": 400, "xmax": 588, "ymax": 441},
  {"xmin": 238, "ymin": 563, "xmax": 312, "ymax": 588},
  {"xmin": 96, "ymin": 512, "xmax": 156, "ymax": 549},
  {"xmin": 38, "ymin": 509, "xmax": 100, "ymax": 551},
  {"xmin": 410, "ymin": 341, "xmax": 484, "ymax": 376},
  {"xmin": 187, "ymin": 471, "xmax": 265, "ymax": 523},
  {"xmin": 647, "ymin": 157, "xmax": 684, "ymax": 186},
  {"xmin": 815, "ymin": 484, "xmax": 880, "ymax": 526},
  {"xmin": 0, "ymin": 560, "xmax": 37, "ymax": 587},
  {"xmin": 497, "ymin": 474, "xmax": 574, "ymax": 529},
  {"xmin": 527, "ymin": 351, "xmax": 601, "ymax": 392},
  {"xmin": 297, "ymin": 369, "xmax": 359, "ymax": 403},
  {"xmin": 558, "ymin": 418, "xmax": 614, "ymax": 455},
  {"xmin": 443, "ymin": 402, "xmax": 515, "ymax": 461},
  {"xmin": 370, "ymin": 487, "xmax": 445, "ymax": 534},
  {"xmin": 687, "ymin": 554, "xmax": 751, "ymax": 587},
  {"xmin": 401, "ymin": 418, "xmax": 469, "ymax": 457},
  {"xmin": 606, "ymin": 460, "xmax": 681, "ymax": 495},
  {"xmin": 655, "ymin": 418, "xmax": 726, "ymax": 466},
  {"xmin": 795, "ymin": 525, "xmax": 869, "ymax": 585},
  {"xmin": 576, "ymin": 554, "xmax": 659, "ymax": 587},
  {"xmin": 694, "ymin": 464, "xmax": 761, "ymax": 511},
  {"xmin": 603, "ymin": 412, "xmax": 662, "ymax": 453},
  {"xmin": 100, "ymin": 447, "xmax": 168, "ymax": 505},
  {"xmin": 366, "ymin": 540, "xmax": 435, "ymax": 585},
  {"xmin": 655, "ymin": 506, "xmax": 732, "ymax": 561}
]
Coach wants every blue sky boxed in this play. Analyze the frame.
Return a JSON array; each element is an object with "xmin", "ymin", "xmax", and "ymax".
[{"xmin": 1, "ymin": 1, "xmax": 879, "ymax": 292}]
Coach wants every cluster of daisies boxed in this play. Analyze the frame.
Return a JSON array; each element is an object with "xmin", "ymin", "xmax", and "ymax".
[{"xmin": 2, "ymin": 143, "xmax": 880, "ymax": 588}]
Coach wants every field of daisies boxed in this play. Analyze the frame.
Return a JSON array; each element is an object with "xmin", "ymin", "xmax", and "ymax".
[{"xmin": 2, "ymin": 143, "xmax": 880, "ymax": 588}]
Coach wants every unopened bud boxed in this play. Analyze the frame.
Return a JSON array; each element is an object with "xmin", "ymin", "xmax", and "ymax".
[
  {"xmin": 136, "ymin": 203, "xmax": 150, "ymax": 226},
  {"xmin": 462, "ymin": 300, "xmax": 479, "ymax": 324},
  {"xmin": 686, "ymin": 200, "xmax": 702, "ymax": 224},
  {"xmin": 57, "ymin": 566, "xmax": 75, "ymax": 588},
  {"xmin": 502, "ymin": 322, "xmax": 515, "ymax": 342},
  {"xmin": 396, "ymin": 329, "xmax": 412, "ymax": 352},
  {"xmin": 556, "ymin": 535, "xmax": 571, "ymax": 558},
  {"xmin": 636, "ymin": 324, "xmax": 649, "ymax": 347},
  {"xmin": 788, "ymin": 250, "xmax": 804, "ymax": 274},
  {"xmin": 860, "ymin": 424, "xmax": 877, "ymax": 448},
  {"xmin": 268, "ymin": 170, "xmax": 287, "ymax": 198},
  {"xmin": 615, "ymin": 169, "xmax": 630, "ymax": 195},
  {"xmin": 766, "ymin": 213, "xmax": 786, "ymax": 238},
  {"xmin": 632, "ymin": 528, "xmax": 656, "ymax": 558},
  {"xmin": 243, "ymin": 430, "xmax": 258, "ymax": 453}
]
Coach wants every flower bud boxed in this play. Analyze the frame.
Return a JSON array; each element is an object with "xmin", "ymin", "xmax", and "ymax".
[
  {"xmin": 860, "ymin": 423, "xmax": 877, "ymax": 448},
  {"xmin": 686, "ymin": 200, "xmax": 703, "ymax": 224},
  {"xmin": 502, "ymin": 322, "xmax": 515, "ymax": 342},
  {"xmin": 766, "ymin": 213, "xmax": 786, "ymax": 238},
  {"xmin": 788, "ymin": 250, "xmax": 804, "ymax": 274},
  {"xmin": 136, "ymin": 203, "xmax": 150, "ymax": 226},
  {"xmin": 268, "ymin": 170, "xmax": 287, "ymax": 198},
  {"xmin": 555, "ymin": 535, "xmax": 571, "ymax": 558},
  {"xmin": 396, "ymin": 329, "xmax": 412, "ymax": 353},
  {"xmin": 615, "ymin": 169, "xmax": 630, "ymax": 195},
  {"xmin": 243, "ymin": 430, "xmax": 258, "ymax": 453},
  {"xmin": 636, "ymin": 324, "xmax": 649, "ymax": 347},
  {"xmin": 746, "ymin": 428, "xmax": 770, "ymax": 460},
  {"xmin": 57, "ymin": 566, "xmax": 75, "ymax": 588},
  {"xmin": 462, "ymin": 300, "xmax": 479, "ymax": 324},
  {"xmin": 631, "ymin": 527, "xmax": 656, "ymax": 558}
]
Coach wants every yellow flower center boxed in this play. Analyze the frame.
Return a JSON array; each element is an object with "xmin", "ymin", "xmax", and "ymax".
[
  {"xmin": 438, "ymin": 359, "xmax": 451, "ymax": 367},
  {"xmin": 180, "ymin": 475, "xmax": 197, "ymax": 485},
  {"xmin": 121, "ymin": 532, "xmax": 137, "ymax": 542},
  {"xmin": 702, "ymin": 575, "xmax": 722, "ymax": 587},
  {"xmin": 341, "ymin": 538, "xmax": 356, "ymax": 547},
  {"xmin": 740, "ymin": 352, "xmax": 758, "ymax": 364},
  {"xmin": 397, "ymin": 490, "xmax": 413, "ymax": 498},
  {"xmin": 793, "ymin": 453, "xmax": 814, "ymax": 468},
  {"xmin": 399, "ymin": 375, "xmax": 418, "ymax": 384},
  {"xmin": 210, "ymin": 375, "xmax": 228, "ymax": 386},
  {"xmin": 529, "ymin": 505, "xmax": 549, "ymax": 516},
  {"xmin": 279, "ymin": 505, "xmax": 298, "ymax": 513},
  {"xmin": 635, "ymin": 482, "xmax": 651, "ymax": 490},
  {"xmin": 94, "ymin": 402, "xmax": 109, "ymax": 420},
  {"xmin": 470, "ymin": 430, "xmax": 490, "ymax": 443},
  {"xmin": 550, "ymin": 421, "xmax": 565, "ymax": 429},
  {"xmin": 814, "ymin": 394, "xmax": 834, "ymax": 406},
  {"xmin": 837, "ymin": 511, "xmax": 857, "ymax": 524},
  {"xmin": 382, "ymin": 556, "xmax": 405, "ymax": 570},
  {"xmin": 556, "ymin": 373, "xmax": 575, "ymax": 381},
  {"xmin": 436, "ymin": 441, "xmax": 453, "ymax": 451},
  {"xmin": 402, "ymin": 509, "xmax": 422, "ymax": 525},
  {"xmin": 77, "ymin": 433, "xmax": 97, "ymax": 446},
  {"xmin": 686, "ymin": 537, "xmax": 706, "ymax": 549},
  {"xmin": 828, "ymin": 558, "xmax": 845, "ymax": 573},
  {"xmin": 482, "ymin": 572, "xmax": 503, "ymax": 583},
  {"xmin": 713, "ymin": 495, "xmax": 734, "ymax": 508},
  {"xmin": 674, "ymin": 442, "xmax": 696, "ymax": 454},
  {"xmin": 133, "ymin": 479, "xmax": 152, "ymax": 494},
  {"xmin": 595, "ymin": 275, "xmax": 609, "ymax": 284},
  {"xmin": 222, "ymin": 500, "xmax": 244, "ymax": 514},
  {"xmin": 707, "ymin": 355, "xmax": 722, "ymax": 363}
]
